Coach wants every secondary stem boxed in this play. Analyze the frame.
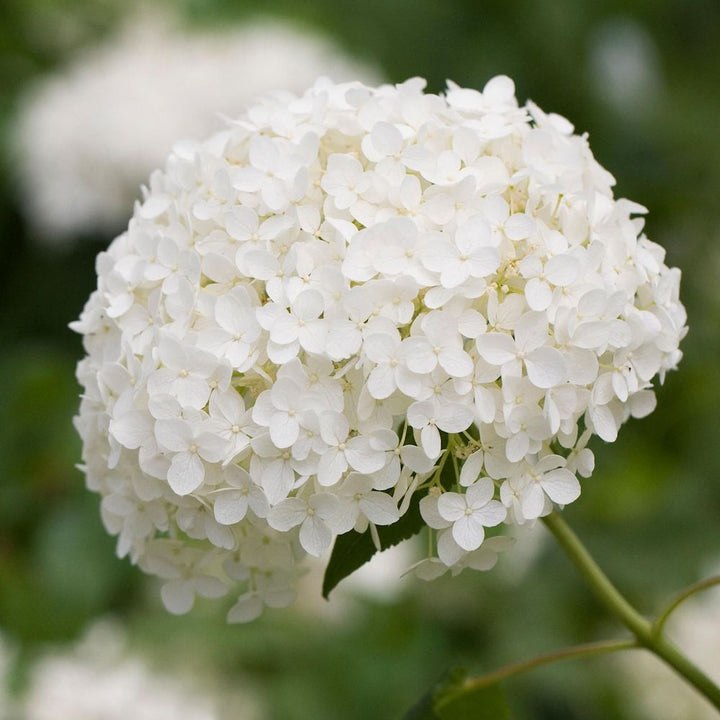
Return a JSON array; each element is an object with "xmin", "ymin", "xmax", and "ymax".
[
  {"xmin": 653, "ymin": 575, "xmax": 720, "ymax": 636},
  {"xmin": 444, "ymin": 639, "xmax": 636, "ymax": 703},
  {"xmin": 542, "ymin": 511, "xmax": 720, "ymax": 712}
]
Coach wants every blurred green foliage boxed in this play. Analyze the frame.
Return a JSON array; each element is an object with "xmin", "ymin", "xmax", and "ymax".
[{"xmin": 1, "ymin": 1, "xmax": 719, "ymax": 718}]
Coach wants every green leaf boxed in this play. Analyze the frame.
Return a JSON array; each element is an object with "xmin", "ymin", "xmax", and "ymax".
[
  {"xmin": 435, "ymin": 681, "xmax": 512, "ymax": 720},
  {"xmin": 322, "ymin": 490, "xmax": 426, "ymax": 598},
  {"xmin": 438, "ymin": 446, "xmax": 459, "ymax": 491},
  {"xmin": 402, "ymin": 668, "xmax": 467, "ymax": 720},
  {"xmin": 401, "ymin": 667, "xmax": 513, "ymax": 720}
]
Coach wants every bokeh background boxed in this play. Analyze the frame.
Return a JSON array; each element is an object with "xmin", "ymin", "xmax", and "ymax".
[{"xmin": 1, "ymin": 1, "xmax": 720, "ymax": 718}]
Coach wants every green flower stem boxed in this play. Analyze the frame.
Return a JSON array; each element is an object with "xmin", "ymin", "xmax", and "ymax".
[
  {"xmin": 438, "ymin": 639, "xmax": 637, "ymax": 708},
  {"xmin": 653, "ymin": 575, "xmax": 720, "ymax": 637},
  {"xmin": 542, "ymin": 511, "xmax": 720, "ymax": 712}
]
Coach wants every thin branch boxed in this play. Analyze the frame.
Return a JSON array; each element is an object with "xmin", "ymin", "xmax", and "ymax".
[
  {"xmin": 653, "ymin": 575, "xmax": 720, "ymax": 637},
  {"xmin": 436, "ymin": 639, "xmax": 638, "ymax": 709}
]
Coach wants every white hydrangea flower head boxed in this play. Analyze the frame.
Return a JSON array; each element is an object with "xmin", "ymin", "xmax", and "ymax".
[
  {"xmin": 13, "ymin": 9, "xmax": 380, "ymax": 243},
  {"xmin": 73, "ymin": 75, "xmax": 687, "ymax": 622}
]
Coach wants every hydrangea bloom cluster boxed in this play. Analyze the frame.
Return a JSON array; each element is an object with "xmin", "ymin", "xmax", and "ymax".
[{"xmin": 73, "ymin": 76, "xmax": 686, "ymax": 622}]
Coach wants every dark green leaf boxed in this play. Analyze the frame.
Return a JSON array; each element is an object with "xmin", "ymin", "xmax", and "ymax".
[
  {"xmin": 435, "ymin": 681, "xmax": 512, "ymax": 720},
  {"xmin": 401, "ymin": 667, "xmax": 467, "ymax": 720},
  {"xmin": 438, "ymin": 445, "xmax": 459, "ymax": 491},
  {"xmin": 401, "ymin": 665, "xmax": 513, "ymax": 720},
  {"xmin": 322, "ymin": 489, "xmax": 426, "ymax": 598}
]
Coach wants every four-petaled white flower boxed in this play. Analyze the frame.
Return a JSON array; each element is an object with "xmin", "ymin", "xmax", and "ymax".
[
  {"xmin": 500, "ymin": 455, "xmax": 581, "ymax": 522},
  {"xmin": 213, "ymin": 465, "xmax": 270, "ymax": 525},
  {"xmin": 437, "ymin": 478, "xmax": 507, "ymax": 551},
  {"xmin": 363, "ymin": 330, "xmax": 422, "ymax": 400},
  {"xmin": 155, "ymin": 415, "xmax": 230, "ymax": 496},
  {"xmin": 335, "ymin": 473, "xmax": 400, "ymax": 533},
  {"xmin": 422, "ymin": 216, "xmax": 500, "ymax": 289},
  {"xmin": 407, "ymin": 400, "xmax": 475, "ymax": 459},
  {"xmin": 476, "ymin": 311, "xmax": 567, "ymax": 389},
  {"xmin": 267, "ymin": 492, "xmax": 341, "ymax": 557},
  {"xmin": 404, "ymin": 311, "xmax": 474, "ymax": 378}
]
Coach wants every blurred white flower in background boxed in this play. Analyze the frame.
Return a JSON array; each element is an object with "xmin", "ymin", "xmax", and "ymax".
[
  {"xmin": 618, "ymin": 585, "xmax": 720, "ymax": 720},
  {"xmin": 0, "ymin": 632, "xmax": 14, "ymax": 719},
  {"xmin": 19, "ymin": 620, "xmax": 259, "ymax": 720},
  {"xmin": 587, "ymin": 17, "xmax": 663, "ymax": 119},
  {"xmin": 12, "ymin": 7, "xmax": 380, "ymax": 244}
]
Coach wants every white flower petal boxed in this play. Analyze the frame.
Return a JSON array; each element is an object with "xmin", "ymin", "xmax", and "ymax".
[
  {"xmin": 345, "ymin": 437, "xmax": 386, "ymax": 474},
  {"xmin": 520, "ymin": 484, "xmax": 547, "ymax": 520},
  {"xmin": 370, "ymin": 121, "xmax": 403, "ymax": 156},
  {"xmin": 309, "ymin": 492, "xmax": 341, "ymax": 519},
  {"xmin": 227, "ymin": 593, "xmax": 263, "ymax": 624},
  {"xmin": 439, "ymin": 348, "xmax": 474, "ymax": 377},
  {"xmin": 110, "ymin": 411, "xmax": 153, "ymax": 450},
  {"xmin": 317, "ymin": 449, "xmax": 348, "ymax": 487},
  {"xmin": 589, "ymin": 404, "xmax": 619, "ymax": 442},
  {"xmin": 403, "ymin": 338, "xmax": 437, "ymax": 374},
  {"xmin": 367, "ymin": 364, "xmax": 396, "ymax": 400},
  {"xmin": 195, "ymin": 575, "xmax": 227, "ymax": 599},
  {"xmin": 267, "ymin": 498, "xmax": 308, "ymax": 531},
  {"xmin": 476, "ymin": 500, "xmax": 507, "ymax": 527},
  {"xmin": 459, "ymin": 451, "xmax": 484, "ymax": 487},
  {"xmin": 360, "ymin": 492, "xmax": 399, "ymax": 525},
  {"xmin": 420, "ymin": 424, "xmax": 441, "ymax": 460},
  {"xmin": 505, "ymin": 432, "xmax": 529, "ymax": 463},
  {"xmin": 541, "ymin": 469, "xmax": 581, "ymax": 505},
  {"xmin": 420, "ymin": 495, "xmax": 451, "ymax": 529},
  {"xmin": 525, "ymin": 347, "xmax": 566, "ymax": 388},
  {"xmin": 514, "ymin": 311, "xmax": 549, "ymax": 352},
  {"xmin": 269, "ymin": 414, "xmax": 300, "ymax": 449},
  {"xmin": 364, "ymin": 333, "xmax": 397, "ymax": 363},
  {"xmin": 476, "ymin": 333, "xmax": 517, "ymax": 365},
  {"xmin": 299, "ymin": 516, "xmax": 333, "ymax": 557},
  {"xmin": 401, "ymin": 444, "xmax": 436, "ymax": 473},
  {"xmin": 545, "ymin": 254, "xmax": 579, "ymax": 285},
  {"xmin": 525, "ymin": 278, "xmax": 552, "ymax": 311},
  {"xmin": 504, "ymin": 213, "xmax": 534, "ymax": 240},
  {"xmin": 466, "ymin": 477, "xmax": 495, "ymax": 507},
  {"xmin": 452, "ymin": 514, "xmax": 485, "ymax": 551},
  {"xmin": 155, "ymin": 418, "xmax": 190, "ymax": 453},
  {"xmin": 161, "ymin": 579, "xmax": 195, "ymax": 615},
  {"xmin": 261, "ymin": 460, "xmax": 296, "ymax": 505},
  {"xmin": 412, "ymin": 558, "xmax": 449, "ymax": 580},
  {"xmin": 630, "ymin": 390, "xmax": 657, "ymax": 419},
  {"xmin": 435, "ymin": 403, "xmax": 474, "ymax": 433},
  {"xmin": 167, "ymin": 452, "xmax": 205, "ymax": 496},
  {"xmin": 213, "ymin": 491, "xmax": 249, "ymax": 525},
  {"xmin": 437, "ymin": 528, "xmax": 465, "ymax": 567},
  {"xmin": 437, "ymin": 492, "xmax": 467, "ymax": 522}
]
